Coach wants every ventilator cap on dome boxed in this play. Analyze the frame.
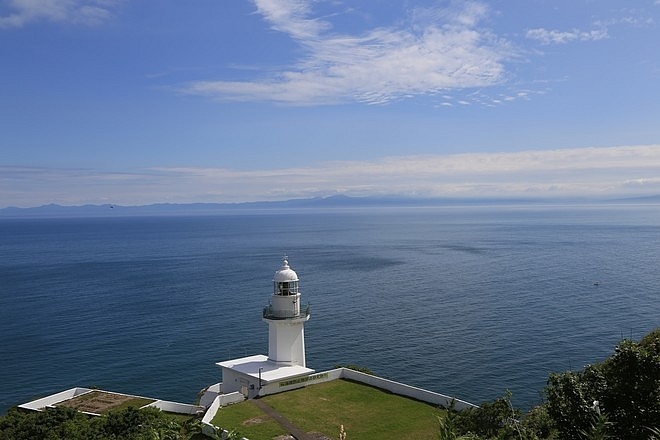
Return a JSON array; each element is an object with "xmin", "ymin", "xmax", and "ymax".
[{"xmin": 273, "ymin": 257, "xmax": 299, "ymax": 282}]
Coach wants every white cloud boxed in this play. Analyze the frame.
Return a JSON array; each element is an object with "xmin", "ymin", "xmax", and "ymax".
[
  {"xmin": 254, "ymin": 0, "xmax": 330, "ymax": 39},
  {"xmin": 526, "ymin": 27, "xmax": 608, "ymax": 45},
  {"xmin": 524, "ymin": 9, "xmax": 657, "ymax": 46},
  {"xmin": 182, "ymin": 0, "xmax": 516, "ymax": 105},
  {"xmin": 0, "ymin": 0, "xmax": 121, "ymax": 29},
  {"xmin": 4, "ymin": 145, "xmax": 660, "ymax": 208}
]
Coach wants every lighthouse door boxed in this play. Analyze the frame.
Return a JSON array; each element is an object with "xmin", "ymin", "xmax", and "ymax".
[{"xmin": 239, "ymin": 379, "xmax": 249, "ymax": 398}]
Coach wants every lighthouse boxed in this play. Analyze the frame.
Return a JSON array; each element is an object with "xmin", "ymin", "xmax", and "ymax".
[
  {"xmin": 263, "ymin": 257, "xmax": 310, "ymax": 366},
  {"xmin": 216, "ymin": 257, "xmax": 315, "ymax": 399}
]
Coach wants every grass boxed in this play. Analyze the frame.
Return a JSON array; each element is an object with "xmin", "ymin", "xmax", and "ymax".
[
  {"xmin": 211, "ymin": 399, "xmax": 287, "ymax": 439},
  {"xmin": 214, "ymin": 379, "xmax": 444, "ymax": 440},
  {"xmin": 56, "ymin": 390, "xmax": 156, "ymax": 414},
  {"xmin": 108, "ymin": 397, "xmax": 157, "ymax": 412}
]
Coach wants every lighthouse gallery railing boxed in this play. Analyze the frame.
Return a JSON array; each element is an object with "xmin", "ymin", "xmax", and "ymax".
[{"xmin": 263, "ymin": 304, "xmax": 310, "ymax": 320}]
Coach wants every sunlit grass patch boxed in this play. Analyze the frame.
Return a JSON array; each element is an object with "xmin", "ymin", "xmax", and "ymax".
[
  {"xmin": 214, "ymin": 379, "xmax": 444, "ymax": 440},
  {"xmin": 211, "ymin": 399, "xmax": 286, "ymax": 439}
]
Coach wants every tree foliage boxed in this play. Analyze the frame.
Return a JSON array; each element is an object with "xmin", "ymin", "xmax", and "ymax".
[
  {"xmin": 0, "ymin": 406, "xmax": 91, "ymax": 440},
  {"xmin": 545, "ymin": 369, "xmax": 598, "ymax": 439},
  {"xmin": 441, "ymin": 391, "xmax": 555, "ymax": 440},
  {"xmin": 0, "ymin": 406, "xmax": 210, "ymax": 440},
  {"xmin": 546, "ymin": 328, "xmax": 660, "ymax": 440},
  {"xmin": 440, "ymin": 328, "xmax": 659, "ymax": 440},
  {"xmin": 449, "ymin": 391, "xmax": 520, "ymax": 439}
]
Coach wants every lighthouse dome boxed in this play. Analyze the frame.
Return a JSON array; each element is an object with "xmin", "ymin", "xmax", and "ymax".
[{"xmin": 274, "ymin": 258, "xmax": 299, "ymax": 282}]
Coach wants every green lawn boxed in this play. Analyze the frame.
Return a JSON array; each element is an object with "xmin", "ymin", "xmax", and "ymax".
[
  {"xmin": 211, "ymin": 399, "xmax": 287, "ymax": 439},
  {"xmin": 213, "ymin": 379, "xmax": 444, "ymax": 440}
]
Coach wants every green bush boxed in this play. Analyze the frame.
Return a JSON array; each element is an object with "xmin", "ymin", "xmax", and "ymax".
[
  {"xmin": 0, "ymin": 406, "xmax": 210, "ymax": 440},
  {"xmin": 545, "ymin": 328, "xmax": 660, "ymax": 440}
]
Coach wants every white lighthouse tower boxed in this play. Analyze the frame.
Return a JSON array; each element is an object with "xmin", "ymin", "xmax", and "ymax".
[
  {"xmin": 216, "ymin": 257, "xmax": 314, "ymax": 399},
  {"xmin": 263, "ymin": 257, "xmax": 310, "ymax": 366}
]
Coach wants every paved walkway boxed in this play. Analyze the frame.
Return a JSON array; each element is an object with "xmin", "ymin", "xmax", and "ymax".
[{"xmin": 252, "ymin": 398, "xmax": 316, "ymax": 440}]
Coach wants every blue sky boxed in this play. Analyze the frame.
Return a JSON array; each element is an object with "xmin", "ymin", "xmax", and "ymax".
[{"xmin": 2, "ymin": 0, "xmax": 660, "ymax": 207}]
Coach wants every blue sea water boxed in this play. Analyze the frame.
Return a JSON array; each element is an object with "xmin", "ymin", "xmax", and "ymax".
[{"xmin": 1, "ymin": 204, "xmax": 659, "ymax": 415}]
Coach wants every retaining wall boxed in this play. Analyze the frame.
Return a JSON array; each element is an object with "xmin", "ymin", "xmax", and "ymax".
[
  {"xmin": 18, "ymin": 387, "xmax": 93, "ymax": 411},
  {"xmin": 201, "ymin": 393, "xmax": 247, "ymax": 440},
  {"xmin": 145, "ymin": 400, "xmax": 205, "ymax": 415},
  {"xmin": 199, "ymin": 382, "xmax": 222, "ymax": 408},
  {"xmin": 19, "ymin": 387, "xmax": 207, "ymax": 416},
  {"xmin": 258, "ymin": 369, "xmax": 340, "ymax": 396},
  {"xmin": 338, "ymin": 368, "xmax": 477, "ymax": 410}
]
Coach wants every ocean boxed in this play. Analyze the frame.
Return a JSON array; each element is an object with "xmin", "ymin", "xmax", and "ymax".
[{"xmin": 1, "ymin": 204, "xmax": 658, "ymax": 414}]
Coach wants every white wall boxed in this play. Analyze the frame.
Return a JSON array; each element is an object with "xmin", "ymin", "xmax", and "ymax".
[
  {"xmin": 254, "ymin": 368, "xmax": 477, "ymax": 410},
  {"xmin": 268, "ymin": 320, "xmax": 306, "ymax": 366},
  {"xmin": 220, "ymin": 369, "xmax": 262, "ymax": 399},
  {"xmin": 201, "ymin": 396, "xmax": 222, "ymax": 426},
  {"xmin": 258, "ymin": 370, "xmax": 336, "ymax": 396},
  {"xmin": 199, "ymin": 383, "xmax": 222, "ymax": 408},
  {"xmin": 19, "ymin": 387, "xmax": 208, "ymax": 416},
  {"xmin": 338, "ymin": 368, "xmax": 478, "ymax": 410},
  {"xmin": 19, "ymin": 387, "xmax": 93, "ymax": 412},
  {"xmin": 201, "ymin": 393, "xmax": 247, "ymax": 440},
  {"xmin": 145, "ymin": 400, "xmax": 205, "ymax": 415}
]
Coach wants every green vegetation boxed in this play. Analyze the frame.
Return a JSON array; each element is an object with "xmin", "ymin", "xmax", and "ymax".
[
  {"xmin": 333, "ymin": 364, "xmax": 375, "ymax": 375},
  {"xmin": 0, "ymin": 406, "xmax": 219, "ymax": 440},
  {"xmin": 211, "ymin": 400, "xmax": 285, "ymax": 439},
  {"xmin": 215, "ymin": 379, "xmax": 441, "ymax": 439},
  {"xmin": 544, "ymin": 328, "xmax": 660, "ymax": 440},
  {"xmin": 441, "ymin": 328, "xmax": 660, "ymax": 440},
  {"xmin": 441, "ymin": 391, "xmax": 553, "ymax": 440},
  {"xmin": 266, "ymin": 379, "xmax": 440, "ymax": 439},
  {"xmin": 57, "ymin": 390, "xmax": 156, "ymax": 414},
  {"xmin": 101, "ymin": 398, "xmax": 156, "ymax": 414}
]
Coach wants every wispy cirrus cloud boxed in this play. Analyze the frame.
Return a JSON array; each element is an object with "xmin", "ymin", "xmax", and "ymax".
[
  {"xmin": 4, "ymin": 145, "xmax": 660, "ymax": 208},
  {"xmin": 0, "ymin": 0, "xmax": 121, "ymax": 29},
  {"xmin": 525, "ymin": 9, "xmax": 657, "ymax": 46},
  {"xmin": 254, "ymin": 0, "xmax": 330, "ymax": 39},
  {"xmin": 525, "ymin": 27, "xmax": 609, "ymax": 45},
  {"xmin": 182, "ymin": 0, "xmax": 517, "ymax": 105}
]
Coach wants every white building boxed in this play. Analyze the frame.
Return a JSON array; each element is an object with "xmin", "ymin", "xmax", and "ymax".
[{"xmin": 216, "ymin": 257, "xmax": 315, "ymax": 399}]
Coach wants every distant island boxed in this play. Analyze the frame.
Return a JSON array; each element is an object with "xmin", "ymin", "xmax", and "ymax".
[{"xmin": 2, "ymin": 194, "xmax": 660, "ymax": 218}]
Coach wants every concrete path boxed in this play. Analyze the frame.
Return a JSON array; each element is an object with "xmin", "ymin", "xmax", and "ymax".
[{"xmin": 252, "ymin": 398, "xmax": 317, "ymax": 440}]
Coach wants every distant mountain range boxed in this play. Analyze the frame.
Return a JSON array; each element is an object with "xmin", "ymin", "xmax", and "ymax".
[{"xmin": 2, "ymin": 194, "xmax": 659, "ymax": 218}]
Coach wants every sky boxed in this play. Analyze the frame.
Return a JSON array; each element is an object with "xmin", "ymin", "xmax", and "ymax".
[{"xmin": 2, "ymin": 0, "xmax": 660, "ymax": 208}]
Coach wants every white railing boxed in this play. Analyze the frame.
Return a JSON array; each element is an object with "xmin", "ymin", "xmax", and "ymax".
[{"xmin": 262, "ymin": 303, "xmax": 310, "ymax": 319}]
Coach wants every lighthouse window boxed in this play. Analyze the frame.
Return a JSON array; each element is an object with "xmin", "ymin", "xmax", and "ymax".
[
  {"xmin": 274, "ymin": 280, "xmax": 298, "ymax": 295},
  {"xmin": 276, "ymin": 282, "xmax": 290, "ymax": 295}
]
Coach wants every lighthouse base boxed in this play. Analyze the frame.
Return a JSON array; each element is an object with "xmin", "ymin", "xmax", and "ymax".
[{"xmin": 216, "ymin": 354, "xmax": 314, "ymax": 399}]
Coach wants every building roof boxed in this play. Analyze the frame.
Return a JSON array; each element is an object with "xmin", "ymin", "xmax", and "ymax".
[{"xmin": 217, "ymin": 354, "xmax": 314, "ymax": 383}]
